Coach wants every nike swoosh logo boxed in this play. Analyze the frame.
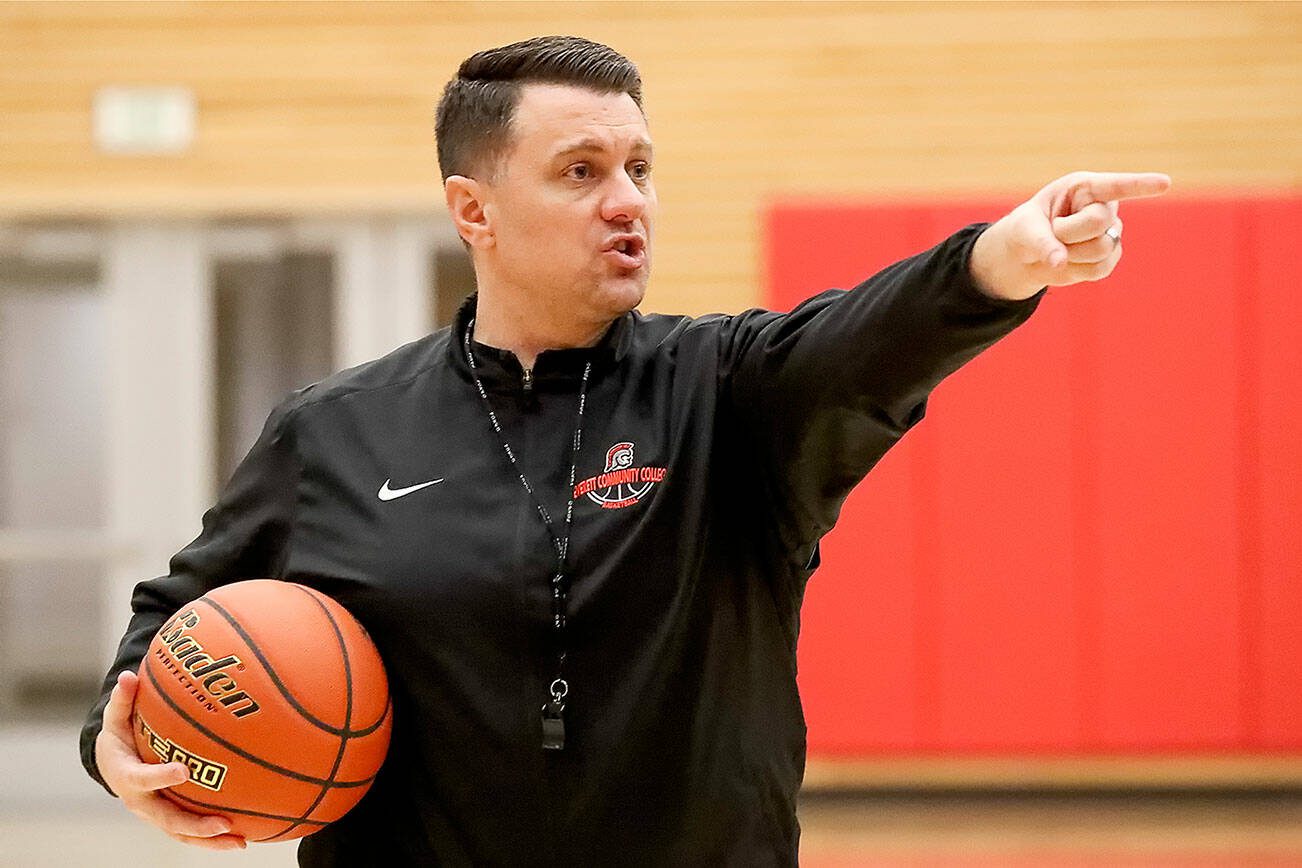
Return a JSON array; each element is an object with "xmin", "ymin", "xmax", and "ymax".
[{"xmin": 377, "ymin": 477, "xmax": 444, "ymax": 501}]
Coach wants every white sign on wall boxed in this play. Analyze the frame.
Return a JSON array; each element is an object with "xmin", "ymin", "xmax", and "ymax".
[{"xmin": 92, "ymin": 86, "xmax": 195, "ymax": 155}]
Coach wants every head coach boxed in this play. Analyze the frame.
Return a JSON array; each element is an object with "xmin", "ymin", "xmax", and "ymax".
[{"xmin": 81, "ymin": 35, "xmax": 1170, "ymax": 866}]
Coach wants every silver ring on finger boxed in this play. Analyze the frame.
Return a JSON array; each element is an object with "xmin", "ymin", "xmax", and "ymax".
[{"xmin": 1105, "ymin": 224, "xmax": 1122, "ymax": 247}]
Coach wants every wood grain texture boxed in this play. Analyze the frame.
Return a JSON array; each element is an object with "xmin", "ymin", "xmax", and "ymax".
[{"xmin": 1, "ymin": 1, "xmax": 1299, "ymax": 314}]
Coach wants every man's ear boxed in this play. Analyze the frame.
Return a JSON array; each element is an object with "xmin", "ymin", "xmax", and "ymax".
[{"xmin": 444, "ymin": 175, "xmax": 493, "ymax": 249}]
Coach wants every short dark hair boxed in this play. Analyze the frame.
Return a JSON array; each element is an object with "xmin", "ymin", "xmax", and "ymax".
[{"xmin": 435, "ymin": 36, "xmax": 644, "ymax": 182}]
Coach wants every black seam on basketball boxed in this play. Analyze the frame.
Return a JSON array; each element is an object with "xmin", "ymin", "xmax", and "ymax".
[
  {"xmin": 141, "ymin": 654, "xmax": 376, "ymax": 789},
  {"xmin": 196, "ymin": 596, "xmax": 348, "ymax": 737},
  {"xmin": 256, "ymin": 828, "xmax": 310, "ymax": 844},
  {"xmin": 266, "ymin": 584, "xmax": 357, "ymax": 841},
  {"xmin": 196, "ymin": 593, "xmax": 389, "ymax": 737},
  {"xmin": 355, "ymin": 695, "xmax": 392, "ymax": 738},
  {"xmin": 164, "ymin": 788, "xmax": 329, "ymax": 828}
]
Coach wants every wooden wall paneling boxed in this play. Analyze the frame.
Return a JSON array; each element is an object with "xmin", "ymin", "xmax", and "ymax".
[{"xmin": 2, "ymin": 1, "xmax": 1299, "ymax": 322}]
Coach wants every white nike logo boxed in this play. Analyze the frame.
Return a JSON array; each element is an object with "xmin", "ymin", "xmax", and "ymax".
[{"xmin": 377, "ymin": 477, "xmax": 444, "ymax": 501}]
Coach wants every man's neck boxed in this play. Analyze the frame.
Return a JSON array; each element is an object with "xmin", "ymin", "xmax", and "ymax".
[{"xmin": 471, "ymin": 291, "xmax": 611, "ymax": 372}]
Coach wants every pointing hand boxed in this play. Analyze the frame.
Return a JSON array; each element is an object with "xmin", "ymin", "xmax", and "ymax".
[{"xmin": 970, "ymin": 170, "xmax": 1173, "ymax": 301}]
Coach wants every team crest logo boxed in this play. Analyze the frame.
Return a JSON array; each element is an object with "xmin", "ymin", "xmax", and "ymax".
[{"xmin": 573, "ymin": 441, "xmax": 667, "ymax": 509}]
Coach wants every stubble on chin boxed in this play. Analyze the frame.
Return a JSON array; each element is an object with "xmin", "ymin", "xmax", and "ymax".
[{"xmin": 600, "ymin": 274, "xmax": 647, "ymax": 318}]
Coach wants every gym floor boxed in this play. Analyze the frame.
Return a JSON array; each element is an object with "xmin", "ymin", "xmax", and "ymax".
[
  {"xmin": 6, "ymin": 720, "xmax": 1300, "ymax": 867},
  {"xmin": 4, "ymin": 790, "xmax": 1300, "ymax": 867}
]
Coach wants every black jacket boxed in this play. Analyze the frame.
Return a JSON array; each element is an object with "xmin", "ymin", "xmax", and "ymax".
[{"xmin": 82, "ymin": 223, "xmax": 1044, "ymax": 866}]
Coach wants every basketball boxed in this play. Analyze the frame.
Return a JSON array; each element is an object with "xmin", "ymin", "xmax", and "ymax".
[{"xmin": 130, "ymin": 579, "xmax": 392, "ymax": 843}]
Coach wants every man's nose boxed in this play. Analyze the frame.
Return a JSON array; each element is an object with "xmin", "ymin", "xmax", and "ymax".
[{"xmin": 600, "ymin": 170, "xmax": 647, "ymax": 224}]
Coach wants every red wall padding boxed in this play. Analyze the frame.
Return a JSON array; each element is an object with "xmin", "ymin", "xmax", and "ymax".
[{"xmin": 764, "ymin": 195, "xmax": 1302, "ymax": 756}]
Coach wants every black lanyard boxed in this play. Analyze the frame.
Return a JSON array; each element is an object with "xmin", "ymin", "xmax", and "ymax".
[{"xmin": 464, "ymin": 320, "xmax": 591, "ymax": 750}]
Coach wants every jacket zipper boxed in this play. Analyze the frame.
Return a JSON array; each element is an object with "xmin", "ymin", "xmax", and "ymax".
[{"xmin": 522, "ymin": 367, "xmax": 533, "ymax": 392}]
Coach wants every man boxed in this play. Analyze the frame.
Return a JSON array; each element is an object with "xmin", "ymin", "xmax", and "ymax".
[{"xmin": 82, "ymin": 35, "xmax": 1170, "ymax": 866}]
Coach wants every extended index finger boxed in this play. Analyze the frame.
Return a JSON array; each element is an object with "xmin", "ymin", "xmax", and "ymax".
[{"xmin": 1077, "ymin": 172, "xmax": 1172, "ymax": 207}]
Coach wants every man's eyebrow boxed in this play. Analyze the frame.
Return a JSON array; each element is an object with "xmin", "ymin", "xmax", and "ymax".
[{"xmin": 552, "ymin": 137, "xmax": 654, "ymax": 158}]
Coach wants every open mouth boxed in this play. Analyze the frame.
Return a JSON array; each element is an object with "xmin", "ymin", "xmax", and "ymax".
[{"xmin": 604, "ymin": 236, "xmax": 646, "ymax": 269}]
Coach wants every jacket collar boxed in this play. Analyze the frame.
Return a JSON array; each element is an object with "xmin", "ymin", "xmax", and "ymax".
[{"xmin": 446, "ymin": 292, "xmax": 632, "ymax": 388}]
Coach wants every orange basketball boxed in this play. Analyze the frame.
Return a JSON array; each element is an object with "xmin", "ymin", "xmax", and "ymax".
[{"xmin": 131, "ymin": 579, "xmax": 392, "ymax": 843}]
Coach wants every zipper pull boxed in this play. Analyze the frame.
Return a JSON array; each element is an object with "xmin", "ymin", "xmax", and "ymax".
[{"xmin": 522, "ymin": 367, "xmax": 533, "ymax": 393}]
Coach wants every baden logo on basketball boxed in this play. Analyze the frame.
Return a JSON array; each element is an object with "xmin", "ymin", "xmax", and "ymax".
[
  {"xmin": 572, "ymin": 441, "xmax": 667, "ymax": 510},
  {"xmin": 132, "ymin": 579, "xmax": 393, "ymax": 843},
  {"xmin": 155, "ymin": 609, "xmax": 260, "ymax": 718}
]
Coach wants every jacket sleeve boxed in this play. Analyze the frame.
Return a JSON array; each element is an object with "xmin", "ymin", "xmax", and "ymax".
[
  {"xmin": 79, "ymin": 395, "xmax": 302, "ymax": 795},
  {"xmin": 719, "ymin": 222, "xmax": 1046, "ymax": 569}
]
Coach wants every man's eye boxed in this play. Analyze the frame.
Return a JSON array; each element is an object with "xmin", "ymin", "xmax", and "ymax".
[
  {"xmin": 630, "ymin": 162, "xmax": 651, "ymax": 180},
  {"xmin": 567, "ymin": 164, "xmax": 590, "ymax": 180}
]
